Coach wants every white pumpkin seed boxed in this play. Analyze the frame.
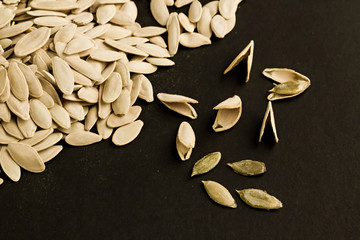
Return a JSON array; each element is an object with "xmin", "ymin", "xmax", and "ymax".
[
  {"xmin": 65, "ymin": 131, "xmax": 102, "ymax": 146},
  {"xmin": 63, "ymin": 101, "xmax": 85, "ymax": 121},
  {"xmin": 30, "ymin": 1, "xmax": 79, "ymax": 11},
  {"xmin": 52, "ymin": 56, "xmax": 74, "ymax": 95},
  {"xmin": 96, "ymin": 4, "xmax": 117, "ymax": 25},
  {"xmin": 211, "ymin": 14, "xmax": 227, "ymax": 38},
  {"xmin": 0, "ymin": 102, "xmax": 11, "ymax": 122},
  {"xmin": 29, "ymin": 99, "xmax": 52, "ymax": 129},
  {"xmin": 33, "ymin": 132, "xmax": 63, "ymax": 151},
  {"xmin": 112, "ymin": 88, "xmax": 131, "ymax": 115},
  {"xmin": 177, "ymin": 121, "xmax": 196, "ymax": 148},
  {"xmin": 179, "ymin": 32, "xmax": 211, "ymax": 48},
  {"xmin": 34, "ymin": 16, "xmax": 71, "ymax": 27},
  {"xmin": 197, "ymin": 8, "xmax": 212, "ymax": 38},
  {"xmin": 38, "ymin": 145, "xmax": 63, "ymax": 163},
  {"xmin": 90, "ymin": 49, "xmax": 125, "ymax": 62},
  {"xmin": 178, "ymin": 13, "xmax": 195, "ymax": 33},
  {"xmin": 0, "ymin": 21, "xmax": 33, "ymax": 39},
  {"xmin": 64, "ymin": 37, "xmax": 94, "ymax": 55},
  {"xmin": 49, "ymin": 104, "xmax": 71, "ymax": 129},
  {"xmin": 78, "ymin": 86, "xmax": 99, "ymax": 103},
  {"xmin": 17, "ymin": 117, "xmax": 37, "ymax": 139},
  {"xmin": 167, "ymin": 12, "xmax": 180, "ymax": 56},
  {"xmin": 219, "ymin": 0, "xmax": 237, "ymax": 19},
  {"xmin": 0, "ymin": 146, "xmax": 21, "ymax": 182},
  {"xmin": 2, "ymin": 117, "xmax": 24, "ymax": 140},
  {"xmin": 6, "ymin": 92, "xmax": 30, "ymax": 120},
  {"xmin": 127, "ymin": 61, "xmax": 157, "ymax": 74},
  {"xmin": 14, "ymin": 27, "xmax": 51, "ymax": 57},
  {"xmin": 96, "ymin": 116, "xmax": 113, "ymax": 139},
  {"xmin": 0, "ymin": 8, "xmax": 15, "ymax": 29},
  {"xmin": 203, "ymin": 1, "xmax": 219, "ymax": 17},
  {"xmin": 65, "ymin": 55, "xmax": 104, "ymax": 82},
  {"xmin": 102, "ymin": 72, "xmax": 122, "ymax": 103},
  {"xmin": 16, "ymin": 62, "xmax": 43, "ymax": 98},
  {"xmin": 150, "ymin": 0, "xmax": 170, "ymax": 26},
  {"xmin": 107, "ymin": 105, "xmax": 141, "ymax": 128},
  {"xmin": 105, "ymin": 39, "xmax": 148, "ymax": 57},
  {"xmin": 0, "ymin": 124, "xmax": 18, "ymax": 144},
  {"xmin": 8, "ymin": 61, "xmax": 29, "ymax": 101},
  {"xmin": 149, "ymin": 36, "xmax": 167, "ymax": 48},
  {"xmin": 133, "ymin": 26, "xmax": 167, "ymax": 38},
  {"xmin": 7, "ymin": 142, "xmax": 45, "ymax": 173},
  {"xmin": 175, "ymin": 0, "xmax": 193, "ymax": 8},
  {"xmin": 112, "ymin": 120, "xmax": 144, "ymax": 146},
  {"xmin": 188, "ymin": 0, "xmax": 202, "ymax": 23}
]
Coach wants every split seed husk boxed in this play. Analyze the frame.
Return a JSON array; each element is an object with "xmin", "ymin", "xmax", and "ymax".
[
  {"xmin": 202, "ymin": 180, "xmax": 237, "ymax": 208},
  {"xmin": 223, "ymin": 40, "xmax": 254, "ymax": 83},
  {"xmin": 259, "ymin": 101, "xmax": 279, "ymax": 143},
  {"xmin": 236, "ymin": 189, "xmax": 283, "ymax": 210},
  {"xmin": 212, "ymin": 95, "xmax": 242, "ymax": 132},
  {"xmin": 227, "ymin": 160, "xmax": 266, "ymax": 176},
  {"xmin": 157, "ymin": 93, "xmax": 198, "ymax": 119},
  {"xmin": 191, "ymin": 152, "xmax": 221, "ymax": 177}
]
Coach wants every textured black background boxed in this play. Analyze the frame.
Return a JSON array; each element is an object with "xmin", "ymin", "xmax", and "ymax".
[{"xmin": 1, "ymin": 0, "xmax": 359, "ymax": 239}]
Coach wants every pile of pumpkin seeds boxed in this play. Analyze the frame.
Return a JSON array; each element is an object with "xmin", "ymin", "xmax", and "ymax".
[{"xmin": 0, "ymin": 0, "xmax": 311, "ymax": 210}]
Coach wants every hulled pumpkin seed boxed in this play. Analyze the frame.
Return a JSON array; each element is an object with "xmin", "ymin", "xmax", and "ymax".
[
  {"xmin": 227, "ymin": 160, "xmax": 266, "ymax": 176},
  {"xmin": 202, "ymin": 180, "xmax": 237, "ymax": 208},
  {"xmin": 191, "ymin": 152, "xmax": 221, "ymax": 177},
  {"xmin": 236, "ymin": 189, "xmax": 283, "ymax": 210}
]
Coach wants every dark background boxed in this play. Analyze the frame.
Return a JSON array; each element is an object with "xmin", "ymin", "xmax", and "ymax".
[{"xmin": 1, "ymin": 0, "xmax": 359, "ymax": 239}]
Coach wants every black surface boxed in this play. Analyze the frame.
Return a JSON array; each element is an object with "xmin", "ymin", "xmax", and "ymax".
[{"xmin": 1, "ymin": 0, "xmax": 359, "ymax": 239}]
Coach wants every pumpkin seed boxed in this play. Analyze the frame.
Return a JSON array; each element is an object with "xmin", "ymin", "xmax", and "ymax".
[
  {"xmin": 65, "ymin": 131, "xmax": 102, "ymax": 146},
  {"xmin": 33, "ymin": 132, "xmax": 63, "ymax": 151},
  {"xmin": 7, "ymin": 142, "xmax": 45, "ymax": 173},
  {"xmin": 150, "ymin": 0, "xmax": 170, "ymax": 26},
  {"xmin": 38, "ymin": 145, "xmax": 63, "ymax": 163},
  {"xmin": 112, "ymin": 120, "xmax": 144, "ymax": 146},
  {"xmin": 259, "ymin": 101, "xmax": 279, "ymax": 143},
  {"xmin": 188, "ymin": 0, "xmax": 203, "ymax": 23},
  {"xmin": 178, "ymin": 13, "xmax": 196, "ymax": 33},
  {"xmin": 175, "ymin": 0, "xmax": 193, "ymax": 8},
  {"xmin": 30, "ymin": 99, "xmax": 52, "ymax": 129},
  {"xmin": 236, "ymin": 189, "xmax": 283, "ymax": 210},
  {"xmin": 157, "ymin": 93, "xmax": 198, "ymax": 119},
  {"xmin": 167, "ymin": 12, "xmax": 180, "ymax": 56},
  {"xmin": 212, "ymin": 95, "xmax": 242, "ymax": 132},
  {"xmin": 14, "ymin": 27, "xmax": 51, "ymax": 57},
  {"xmin": 191, "ymin": 152, "xmax": 221, "ymax": 177},
  {"xmin": 227, "ymin": 160, "xmax": 266, "ymax": 176},
  {"xmin": 202, "ymin": 180, "xmax": 237, "ymax": 208},
  {"xmin": 0, "ymin": 146, "xmax": 21, "ymax": 182},
  {"xmin": 179, "ymin": 32, "xmax": 211, "ymax": 48}
]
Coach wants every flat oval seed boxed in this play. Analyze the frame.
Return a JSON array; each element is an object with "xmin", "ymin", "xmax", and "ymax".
[
  {"xmin": 52, "ymin": 56, "xmax": 74, "ymax": 95},
  {"xmin": 78, "ymin": 87, "xmax": 99, "ymax": 103},
  {"xmin": 219, "ymin": 0, "xmax": 237, "ymax": 19},
  {"xmin": 0, "ymin": 21, "xmax": 33, "ymax": 39},
  {"xmin": 30, "ymin": 1, "xmax": 79, "ymax": 11},
  {"xmin": 0, "ymin": 124, "xmax": 18, "ymax": 144},
  {"xmin": 211, "ymin": 14, "xmax": 227, "ymax": 38},
  {"xmin": 7, "ymin": 142, "xmax": 45, "ymax": 173},
  {"xmin": 202, "ymin": 180, "xmax": 237, "ymax": 208},
  {"xmin": 0, "ymin": 103, "xmax": 11, "ymax": 122},
  {"xmin": 33, "ymin": 132, "xmax": 63, "ymax": 151},
  {"xmin": 0, "ymin": 68, "xmax": 9, "ymax": 98},
  {"xmin": 30, "ymin": 99, "xmax": 52, "ymax": 129},
  {"xmin": 0, "ymin": 147, "xmax": 21, "ymax": 182},
  {"xmin": 6, "ymin": 93, "xmax": 30, "ymax": 120},
  {"xmin": 8, "ymin": 62, "xmax": 29, "ymax": 101},
  {"xmin": 14, "ymin": 27, "xmax": 51, "ymax": 57},
  {"xmin": 188, "ymin": 0, "xmax": 203, "ymax": 23},
  {"xmin": 179, "ymin": 33, "xmax": 211, "ymax": 48},
  {"xmin": 133, "ymin": 26, "xmax": 167, "ymax": 38},
  {"xmin": 0, "ymin": 8, "xmax": 15, "ymax": 29},
  {"xmin": 107, "ymin": 105, "xmax": 142, "ymax": 128},
  {"xmin": 65, "ymin": 131, "xmax": 102, "ymax": 146},
  {"xmin": 49, "ymin": 104, "xmax": 71, "ymax": 129},
  {"xmin": 2, "ymin": 117, "xmax": 24, "ymax": 140},
  {"xmin": 38, "ymin": 145, "xmax": 63, "ymax": 163},
  {"xmin": 178, "ymin": 13, "xmax": 195, "ymax": 33},
  {"xmin": 191, "ymin": 152, "xmax": 221, "ymax": 177},
  {"xmin": 102, "ymin": 72, "xmax": 122, "ymax": 103},
  {"xmin": 65, "ymin": 55, "xmax": 104, "ymax": 82},
  {"xmin": 197, "ymin": 8, "xmax": 212, "ymax": 38},
  {"xmin": 20, "ymin": 128, "xmax": 53, "ymax": 146},
  {"xmin": 96, "ymin": 4, "xmax": 117, "ymax": 24},
  {"xmin": 16, "ymin": 62, "xmax": 43, "ymax": 98},
  {"xmin": 112, "ymin": 120, "xmax": 144, "ymax": 146},
  {"xmin": 167, "ymin": 12, "xmax": 180, "ymax": 56},
  {"xmin": 17, "ymin": 117, "xmax": 37, "ymax": 139},
  {"xmin": 34, "ymin": 16, "xmax": 70, "ymax": 27},
  {"xmin": 64, "ymin": 37, "xmax": 94, "ymax": 55},
  {"xmin": 112, "ymin": 88, "xmax": 131, "ymax": 115},
  {"xmin": 150, "ymin": 0, "xmax": 170, "ymax": 26},
  {"xmin": 63, "ymin": 101, "xmax": 85, "ymax": 121},
  {"xmin": 236, "ymin": 189, "xmax": 283, "ymax": 210},
  {"xmin": 227, "ymin": 160, "xmax": 266, "ymax": 176},
  {"xmin": 177, "ymin": 121, "xmax": 195, "ymax": 148}
]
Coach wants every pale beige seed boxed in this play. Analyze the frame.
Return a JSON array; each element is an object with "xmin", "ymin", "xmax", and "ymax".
[
  {"xmin": 212, "ymin": 95, "xmax": 242, "ymax": 132},
  {"xmin": 102, "ymin": 72, "xmax": 122, "ymax": 103},
  {"xmin": 7, "ymin": 142, "xmax": 45, "ymax": 173},
  {"xmin": 112, "ymin": 88, "xmax": 131, "ymax": 115},
  {"xmin": 0, "ymin": 147, "xmax": 21, "ymax": 182},
  {"xmin": 73, "ymin": 0, "xmax": 97, "ymax": 14},
  {"xmin": 0, "ymin": 68, "xmax": 9, "ymax": 98},
  {"xmin": 127, "ymin": 61, "xmax": 157, "ymax": 74},
  {"xmin": 0, "ymin": 124, "xmax": 18, "ymax": 144},
  {"xmin": 259, "ymin": 101, "xmax": 279, "ymax": 143},
  {"xmin": 0, "ymin": 39, "xmax": 12, "ymax": 49},
  {"xmin": 0, "ymin": 74, "xmax": 10, "ymax": 103},
  {"xmin": 2, "ymin": 117, "xmax": 24, "ymax": 140},
  {"xmin": 191, "ymin": 152, "xmax": 221, "ymax": 177},
  {"xmin": 179, "ymin": 32, "xmax": 211, "ymax": 48},
  {"xmin": 146, "ymin": 57, "xmax": 175, "ymax": 67},
  {"xmin": 107, "ymin": 105, "xmax": 142, "ymax": 128},
  {"xmin": 227, "ymin": 160, "xmax": 266, "ymax": 176},
  {"xmin": 157, "ymin": 93, "xmax": 198, "ymax": 103},
  {"xmin": 33, "ymin": 132, "xmax": 62, "ymax": 152},
  {"xmin": 27, "ymin": 10, "xmax": 67, "ymax": 17},
  {"xmin": 178, "ymin": 13, "xmax": 195, "ymax": 33},
  {"xmin": 225, "ymin": 15, "xmax": 236, "ymax": 35},
  {"xmin": 189, "ymin": 0, "xmax": 203, "ymax": 23},
  {"xmin": 133, "ymin": 26, "xmax": 167, "ymax": 38},
  {"xmin": 130, "ymin": 74, "xmax": 143, "ymax": 105},
  {"xmin": 57, "ymin": 122, "xmax": 85, "ymax": 135},
  {"xmin": 37, "ymin": 91, "xmax": 55, "ymax": 108},
  {"xmin": 8, "ymin": 61, "xmax": 29, "ymax": 101},
  {"xmin": 101, "ymin": 61, "xmax": 117, "ymax": 81},
  {"xmin": 84, "ymin": 24, "xmax": 110, "ymax": 38},
  {"xmin": 84, "ymin": 105, "xmax": 98, "ymax": 131},
  {"xmin": 0, "ymin": 102, "xmax": 11, "ymax": 122},
  {"xmin": 223, "ymin": 40, "xmax": 254, "ymax": 83},
  {"xmin": 78, "ymin": 87, "xmax": 99, "ymax": 103},
  {"xmin": 96, "ymin": 4, "xmax": 117, "ymax": 24},
  {"xmin": 14, "ymin": 27, "xmax": 51, "ymax": 57},
  {"xmin": 63, "ymin": 101, "xmax": 85, "ymax": 120},
  {"xmin": 150, "ymin": 0, "xmax": 169, "ymax": 26},
  {"xmin": 112, "ymin": 120, "xmax": 144, "ymax": 146},
  {"xmin": 0, "ymin": 21, "xmax": 33, "ymax": 39},
  {"xmin": 73, "ymin": 12, "xmax": 94, "ymax": 26},
  {"xmin": 64, "ymin": 37, "xmax": 94, "ymax": 55},
  {"xmin": 90, "ymin": 49, "xmax": 125, "ymax": 62},
  {"xmin": 115, "ymin": 61, "xmax": 131, "ymax": 86},
  {"xmin": 110, "ymin": 9, "xmax": 135, "ymax": 26},
  {"xmin": 17, "ymin": 117, "xmax": 37, "ymax": 139},
  {"xmin": 211, "ymin": 14, "xmax": 227, "ymax": 38},
  {"xmin": 202, "ymin": 180, "xmax": 237, "ymax": 208},
  {"xmin": 100, "ymin": 25, "xmax": 132, "ymax": 40},
  {"xmin": 52, "ymin": 56, "xmax": 74, "ymax": 95},
  {"xmin": 49, "ymin": 104, "xmax": 71, "ymax": 129},
  {"xmin": 138, "ymin": 75, "xmax": 154, "ymax": 102},
  {"xmin": 40, "ymin": 78, "xmax": 62, "ymax": 106},
  {"xmin": 96, "ymin": 117, "xmax": 113, "ymax": 139},
  {"xmin": 149, "ymin": 36, "xmax": 167, "ymax": 48},
  {"xmin": 65, "ymin": 55, "xmax": 104, "ymax": 82},
  {"xmin": 30, "ymin": 1, "xmax": 79, "ymax": 11},
  {"xmin": 65, "ymin": 131, "xmax": 102, "ymax": 146},
  {"xmin": 219, "ymin": 0, "xmax": 237, "ymax": 19},
  {"xmin": 73, "ymin": 69, "xmax": 92, "ymax": 86},
  {"xmin": 0, "ymin": 8, "xmax": 15, "ymax": 29},
  {"xmin": 236, "ymin": 189, "xmax": 283, "ymax": 210},
  {"xmin": 118, "ymin": 37, "xmax": 149, "ymax": 46},
  {"xmin": 38, "ymin": 145, "xmax": 63, "ymax": 163},
  {"xmin": 203, "ymin": 1, "xmax": 219, "ymax": 17},
  {"xmin": 16, "ymin": 62, "xmax": 43, "ymax": 98},
  {"xmin": 105, "ymin": 39, "xmax": 148, "ymax": 57},
  {"xmin": 20, "ymin": 128, "xmax": 53, "ymax": 146},
  {"xmin": 136, "ymin": 43, "xmax": 170, "ymax": 58},
  {"xmin": 6, "ymin": 92, "xmax": 30, "ymax": 120},
  {"xmin": 197, "ymin": 8, "xmax": 212, "ymax": 38},
  {"xmin": 34, "ymin": 16, "xmax": 70, "ymax": 27},
  {"xmin": 77, "ymin": 23, "xmax": 95, "ymax": 34},
  {"xmin": 167, "ymin": 12, "xmax": 180, "ymax": 56},
  {"xmin": 164, "ymin": 0, "xmax": 175, "ymax": 6},
  {"xmin": 29, "ymin": 99, "xmax": 52, "ymax": 129},
  {"xmin": 34, "ymin": 55, "xmax": 49, "ymax": 73},
  {"xmin": 175, "ymin": 0, "xmax": 193, "ymax": 8}
]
